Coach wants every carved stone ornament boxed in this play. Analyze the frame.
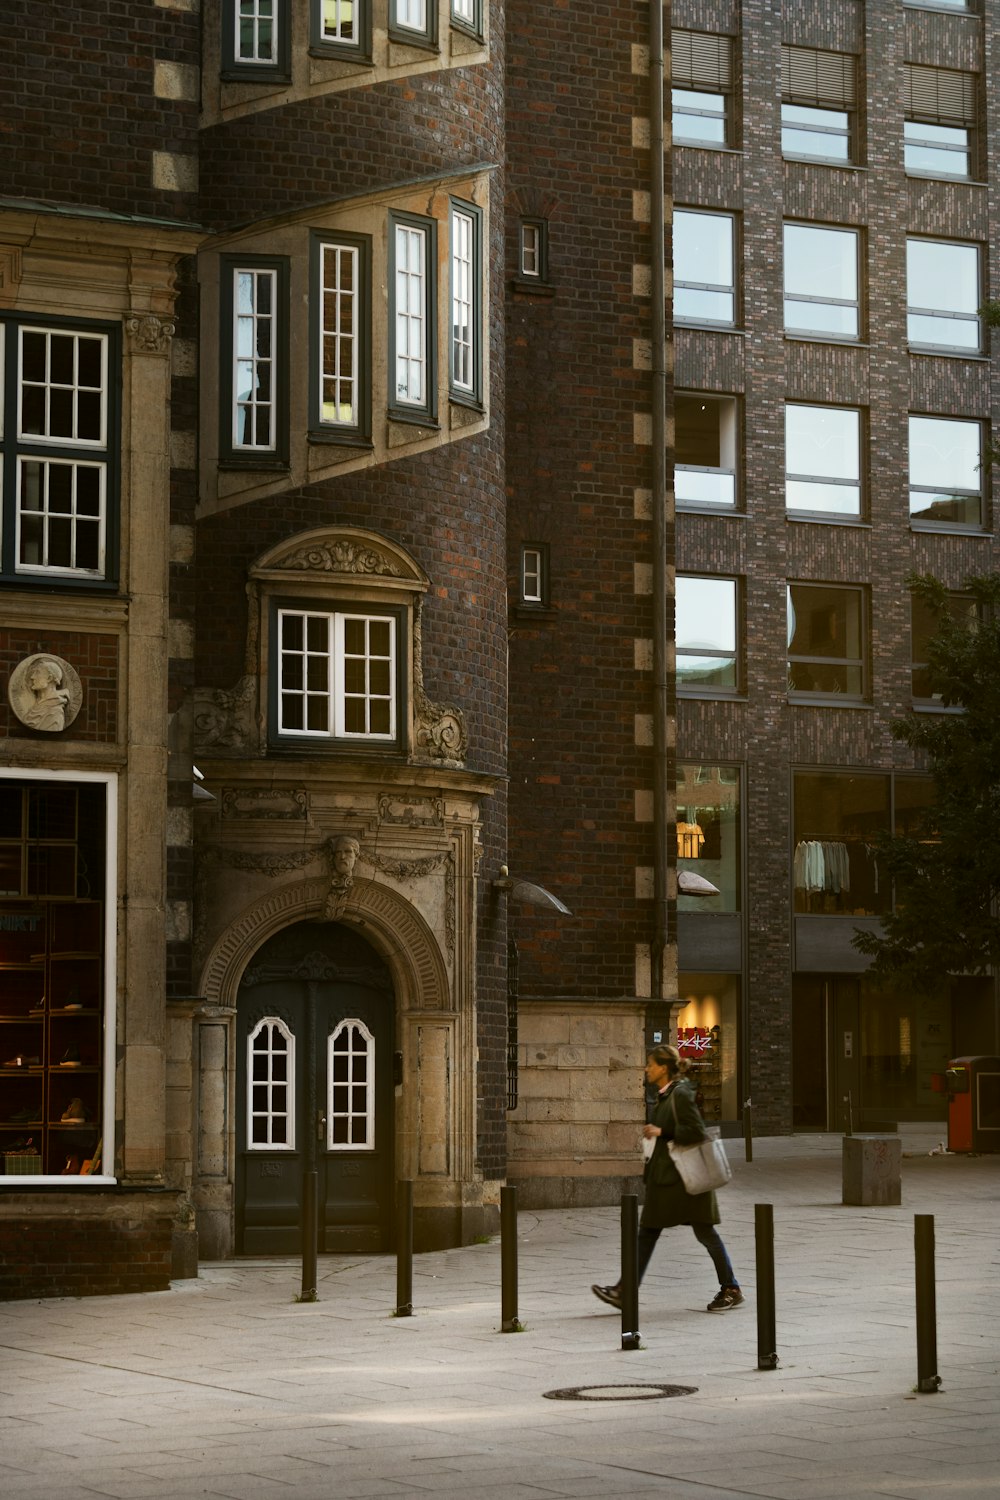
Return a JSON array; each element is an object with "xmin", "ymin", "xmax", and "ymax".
[
  {"xmin": 7, "ymin": 653, "xmax": 83, "ymax": 733},
  {"xmin": 282, "ymin": 540, "xmax": 403, "ymax": 577},
  {"xmin": 193, "ymin": 675, "xmax": 256, "ymax": 752},
  {"xmin": 124, "ymin": 313, "xmax": 175, "ymax": 354},
  {"xmin": 414, "ymin": 687, "xmax": 468, "ymax": 763},
  {"xmin": 221, "ymin": 787, "xmax": 308, "ymax": 821},
  {"xmin": 0, "ymin": 245, "xmax": 24, "ymax": 308}
]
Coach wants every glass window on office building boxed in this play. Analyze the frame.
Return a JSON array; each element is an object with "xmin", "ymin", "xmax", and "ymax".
[
  {"xmin": 906, "ymin": 239, "xmax": 981, "ymax": 353},
  {"xmin": 676, "ymin": 762, "xmax": 740, "ymax": 913}
]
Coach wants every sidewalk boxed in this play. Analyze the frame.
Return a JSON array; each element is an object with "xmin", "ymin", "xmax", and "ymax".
[{"xmin": 1, "ymin": 1132, "xmax": 998, "ymax": 1500}]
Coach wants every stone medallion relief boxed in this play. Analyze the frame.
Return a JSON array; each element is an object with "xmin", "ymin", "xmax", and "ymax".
[{"xmin": 7, "ymin": 654, "xmax": 83, "ymax": 733}]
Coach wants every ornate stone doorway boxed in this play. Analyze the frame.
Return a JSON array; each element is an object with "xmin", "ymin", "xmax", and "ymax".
[{"xmin": 235, "ymin": 921, "xmax": 395, "ymax": 1254}]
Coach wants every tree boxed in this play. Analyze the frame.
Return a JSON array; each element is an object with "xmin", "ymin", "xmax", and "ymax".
[{"xmin": 852, "ymin": 573, "xmax": 1000, "ymax": 992}]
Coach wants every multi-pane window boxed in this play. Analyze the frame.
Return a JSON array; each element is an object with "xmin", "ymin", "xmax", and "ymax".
[
  {"xmin": 911, "ymin": 590, "xmax": 978, "ymax": 704},
  {"xmin": 451, "ymin": 0, "xmax": 480, "ymax": 30},
  {"xmin": 909, "ymin": 415, "xmax": 983, "ymax": 527},
  {"xmin": 781, "ymin": 45, "xmax": 856, "ymax": 163},
  {"xmin": 232, "ymin": 268, "xmax": 277, "ymax": 451},
  {"xmin": 904, "ymin": 65, "xmax": 976, "ymax": 179},
  {"xmin": 520, "ymin": 544, "xmax": 547, "ymax": 605},
  {"xmin": 676, "ymin": 393, "xmax": 738, "ymax": 508},
  {"xmin": 390, "ymin": 0, "xmax": 434, "ymax": 45},
  {"xmin": 787, "ymin": 584, "xmax": 866, "ymax": 698},
  {"xmin": 327, "ymin": 1020, "xmax": 375, "ymax": 1150},
  {"xmin": 672, "ymin": 30, "xmax": 733, "ymax": 147},
  {"xmin": 277, "ymin": 607, "xmax": 397, "ymax": 742},
  {"xmin": 785, "ymin": 404, "xmax": 862, "ymax": 518},
  {"xmin": 391, "ymin": 216, "xmax": 435, "ymax": 419},
  {"xmin": 312, "ymin": 235, "xmax": 370, "ymax": 439},
  {"xmin": 1, "ymin": 321, "xmax": 114, "ymax": 583},
  {"xmin": 783, "ymin": 223, "xmax": 860, "ymax": 340},
  {"xmin": 449, "ymin": 201, "xmax": 481, "ymax": 403},
  {"xmin": 676, "ymin": 575, "xmax": 741, "ymax": 693},
  {"xmin": 318, "ymin": 0, "xmax": 363, "ymax": 48},
  {"xmin": 236, "ymin": 0, "xmax": 276, "ymax": 63},
  {"xmin": 248, "ymin": 1018, "xmax": 295, "ymax": 1149},
  {"xmin": 674, "ymin": 210, "xmax": 736, "ymax": 326},
  {"xmin": 520, "ymin": 221, "xmax": 543, "ymax": 278},
  {"xmin": 906, "ymin": 239, "xmax": 981, "ymax": 353}
]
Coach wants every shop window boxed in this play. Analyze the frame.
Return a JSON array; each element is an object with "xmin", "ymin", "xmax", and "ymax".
[
  {"xmin": 676, "ymin": 974, "xmax": 741, "ymax": 1122},
  {"xmin": 907, "ymin": 239, "xmax": 982, "ymax": 353},
  {"xmin": 222, "ymin": 0, "xmax": 290, "ymax": 80},
  {"xmin": 272, "ymin": 604, "xmax": 401, "ymax": 747},
  {"xmin": 449, "ymin": 199, "xmax": 482, "ymax": 405},
  {"xmin": 0, "ymin": 318, "xmax": 119, "ymax": 587},
  {"xmin": 908, "ymin": 415, "xmax": 982, "ymax": 528},
  {"xmin": 389, "ymin": 0, "xmax": 436, "ymax": 48},
  {"xmin": 911, "ymin": 590, "xmax": 978, "ymax": 705},
  {"xmin": 781, "ymin": 44, "xmax": 857, "ymax": 163},
  {"xmin": 676, "ymin": 393, "xmax": 738, "ymax": 509},
  {"xmin": 672, "ymin": 29, "xmax": 733, "ymax": 148},
  {"xmin": 674, "ymin": 210, "xmax": 736, "ymax": 327},
  {"xmin": 0, "ymin": 777, "xmax": 111, "ymax": 1184},
  {"xmin": 787, "ymin": 583, "xmax": 867, "ymax": 699},
  {"xmin": 783, "ymin": 223, "xmax": 860, "ymax": 341},
  {"xmin": 220, "ymin": 257, "xmax": 289, "ymax": 465},
  {"xmin": 309, "ymin": 233, "xmax": 372, "ymax": 444},
  {"xmin": 327, "ymin": 1019, "xmax": 374, "ymax": 1149},
  {"xmin": 247, "ymin": 1017, "xmax": 296, "ymax": 1149},
  {"xmin": 785, "ymin": 404, "xmax": 862, "ymax": 518},
  {"xmin": 676, "ymin": 762, "xmax": 741, "ymax": 913},
  {"xmin": 389, "ymin": 213, "xmax": 437, "ymax": 423},
  {"xmin": 676, "ymin": 575, "xmax": 741, "ymax": 694},
  {"xmin": 793, "ymin": 771, "xmax": 890, "ymax": 915},
  {"xmin": 904, "ymin": 65, "xmax": 976, "ymax": 179},
  {"xmin": 310, "ymin": 0, "xmax": 373, "ymax": 61}
]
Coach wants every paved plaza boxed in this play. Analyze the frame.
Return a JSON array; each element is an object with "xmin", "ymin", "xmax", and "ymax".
[{"xmin": 1, "ymin": 1131, "xmax": 997, "ymax": 1500}]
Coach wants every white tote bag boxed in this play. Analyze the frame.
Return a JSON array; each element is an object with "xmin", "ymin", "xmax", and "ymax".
[{"xmin": 667, "ymin": 1133, "xmax": 732, "ymax": 1194}]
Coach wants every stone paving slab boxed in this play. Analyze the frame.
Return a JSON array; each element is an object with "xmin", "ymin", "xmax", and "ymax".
[{"xmin": 0, "ymin": 1134, "xmax": 997, "ymax": 1500}]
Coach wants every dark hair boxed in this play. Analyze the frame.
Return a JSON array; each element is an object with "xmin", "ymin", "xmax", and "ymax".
[{"xmin": 647, "ymin": 1044, "xmax": 690, "ymax": 1078}]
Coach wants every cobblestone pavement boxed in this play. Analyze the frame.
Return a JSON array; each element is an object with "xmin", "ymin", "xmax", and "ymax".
[{"xmin": 1, "ymin": 1131, "xmax": 997, "ymax": 1500}]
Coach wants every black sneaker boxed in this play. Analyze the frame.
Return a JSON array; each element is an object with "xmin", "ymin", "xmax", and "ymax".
[
  {"xmin": 707, "ymin": 1286, "xmax": 744, "ymax": 1312},
  {"xmin": 592, "ymin": 1283, "xmax": 622, "ymax": 1310}
]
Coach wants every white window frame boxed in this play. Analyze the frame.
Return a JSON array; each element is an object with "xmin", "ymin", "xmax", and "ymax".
[
  {"xmin": 393, "ymin": 0, "xmax": 427, "ymax": 32},
  {"xmin": 906, "ymin": 238, "xmax": 982, "ymax": 353},
  {"xmin": 319, "ymin": 241, "xmax": 360, "ymax": 429},
  {"xmin": 18, "ymin": 327, "xmax": 108, "ymax": 450},
  {"xmin": 235, "ymin": 0, "xmax": 278, "ymax": 64},
  {"xmin": 321, "ymin": 0, "xmax": 361, "ymax": 47},
  {"xmin": 276, "ymin": 607, "xmax": 397, "ymax": 743},
  {"xmin": 449, "ymin": 202, "xmax": 479, "ymax": 400},
  {"xmin": 520, "ymin": 222, "xmax": 542, "ymax": 278},
  {"xmin": 391, "ymin": 217, "xmax": 434, "ymax": 417},
  {"xmin": 674, "ymin": 210, "xmax": 736, "ymax": 327},
  {"xmin": 451, "ymin": 0, "xmax": 478, "ymax": 27},
  {"xmin": 232, "ymin": 267, "xmax": 277, "ymax": 452},
  {"xmin": 0, "ymin": 767, "xmax": 118, "ymax": 1190},
  {"xmin": 247, "ymin": 1017, "xmax": 296, "ymax": 1151},
  {"xmin": 783, "ymin": 223, "xmax": 860, "ymax": 342},
  {"xmin": 327, "ymin": 1019, "xmax": 375, "ymax": 1152},
  {"xmin": 16, "ymin": 457, "xmax": 107, "ymax": 577},
  {"xmin": 521, "ymin": 545, "xmax": 544, "ymax": 604}
]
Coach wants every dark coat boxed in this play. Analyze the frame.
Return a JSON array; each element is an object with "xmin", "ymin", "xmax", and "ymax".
[{"xmin": 640, "ymin": 1077, "xmax": 720, "ymax": 1228}]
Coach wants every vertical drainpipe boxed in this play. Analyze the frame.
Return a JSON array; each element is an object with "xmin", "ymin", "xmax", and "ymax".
[{"xmin": 648, "ymin": 0, "xmax": 669, "ymax": 1000}]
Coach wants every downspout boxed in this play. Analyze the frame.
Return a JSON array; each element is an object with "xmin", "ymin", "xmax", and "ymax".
[{"xmin": 648, "ymin": 0, "xmax": 670, "ymax": 1000}]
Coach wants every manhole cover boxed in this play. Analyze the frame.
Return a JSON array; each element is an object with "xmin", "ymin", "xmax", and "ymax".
[{"xmin": 543, "ymin": 1383, "xmax": 697, "ymax": 1402}]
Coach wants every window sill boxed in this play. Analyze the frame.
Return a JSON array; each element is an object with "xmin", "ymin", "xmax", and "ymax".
[
  {"xmin": 904, "ymin": 170, "xmax": 985, "ymax": 187},
  {"xmin": 509, "ymin": 276, "xmax": 555, "ymax": 298},
  {"xmin": 674, "ymin": 322, "xmax": 743, "ymax": 335},
  {"xmin": 218, "ymin": 457, "xmax": 291, "ymax": 473},
  {"xmin": 910, "ymin": 522, "xmax": 990, "ymax": 537},
  {"xmin": 783, "ymin": 157, "xmax": 866, "ymax": 173},
  {"xmin": 387, "ymin": 409, "xmax": 440, "ymax": 432},
  {"xmin": 673, "ymin": 142, "xmax": 743, "ymax": 156},
  {"xmin": 308, "ymin": 45, "xmax": 374, "ymax": 66},
  {"xmin": 677, "ymin": 690, "xmax": 747, "ymax": 702},
  {"xmin": 908, "ymin": 345, "xmax": 987, "ymax": 360},
  {"xmin": 786, "ymin": 513, "xmax": 870, "ymax": 528},
  {"xmin": 911, "ymin": 702, "xmax": 965, "ymax": 714},
  {"xmin": 677, "ymin": 502, "xmax": 743, "ymax": 517},
  {"xmin": 512, "ymin": 603, "xmax": 556, "ymax": 622},
  {"xmin": 308, "ymin": 430, "xmax": 374, "ymax": 451},
  {"xmin": 784, "ymin": 334, "xmax": 868, "ymax": 348},
  {"xmin": 787, "ymin": 695, "xmax": 871, "ymax": 709},
  {"xmin": 220, "ymin": 68, "xmax": 291, "ymax": 85}
]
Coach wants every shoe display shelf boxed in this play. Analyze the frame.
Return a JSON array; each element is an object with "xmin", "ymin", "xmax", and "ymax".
[{"xmin": 1, "ymin": 900, "xmax": 103, "ymax": 1177}]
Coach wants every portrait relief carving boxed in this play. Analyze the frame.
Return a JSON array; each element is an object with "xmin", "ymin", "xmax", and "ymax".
[{"xmin": 7, "ymin": 654, "xmax": 83, "ymax": 733}]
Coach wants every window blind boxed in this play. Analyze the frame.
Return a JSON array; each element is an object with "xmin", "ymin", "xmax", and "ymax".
[
  {"xmin": 781, "ymin": 45, "xmax": 856, "ymax": 108},
  {"xmin": 673, "ymin": 30, "xmax": 733, "ymax": 90},
  {"xmin": 905, "ymin": 64, "xmax": 976, "ymax": 124}
]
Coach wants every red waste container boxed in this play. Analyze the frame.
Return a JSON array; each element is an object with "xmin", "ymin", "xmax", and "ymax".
[{"xmin": 943, "ymin": 1056, "xmax": 1000, "ymax": 1153}]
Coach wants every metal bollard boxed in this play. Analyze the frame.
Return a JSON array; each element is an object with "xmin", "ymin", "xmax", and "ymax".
[
  {"xmin": 395, "ymin": 1179, "xmax": 413, "ymax": 1317},
  {"xmin": 743, "ymin": 1097, "xmax": 753, "ymax": 1163},
  {"xmin": 754, "ymin": 1202, "xmax": 778, "ymax": 1370},
  {"xmin": 299, "ymin": 1170, "xmax": 319, "ymax": 1303},
  {"xmin": 620, "ymin": 1193, "xmax": 641, "ymax": 1351},
  {"xmin": 915, "ymin": 1214, "xmax": 941, "ymax": 1392},
  {"xmin": 500, "ymin": 1184, "xmax": 519, "ymax": 1331}
]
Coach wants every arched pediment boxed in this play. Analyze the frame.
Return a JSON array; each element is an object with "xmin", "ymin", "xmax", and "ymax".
[{"xmin": 250, "ymin": 526, "xmax": 429, "ymax": 591}]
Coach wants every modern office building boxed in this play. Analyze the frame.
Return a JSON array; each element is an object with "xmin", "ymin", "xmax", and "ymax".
[{"xmin": 672, "ymin": 0, "xmax": 1000, "ymax": 1134}]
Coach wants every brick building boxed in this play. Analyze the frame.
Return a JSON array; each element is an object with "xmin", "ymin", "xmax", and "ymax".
[{"xmin": 672, "ymin": 0, "xmax": 1000, "ymax": 1135}]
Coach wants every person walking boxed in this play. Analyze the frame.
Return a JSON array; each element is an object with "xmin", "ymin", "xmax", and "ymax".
[{"xmin": 592, "ymin": 1044, "xmax": 743, "ymax": 1313}]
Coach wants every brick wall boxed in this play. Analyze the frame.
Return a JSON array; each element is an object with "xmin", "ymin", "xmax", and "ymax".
[
  {"xmin": 0, "ymin": 1192, "xmax": 176, "ymax": 1301},
  {"xmin": 0, "ymin": 632, "xmax": 119, "ymax": 742}
]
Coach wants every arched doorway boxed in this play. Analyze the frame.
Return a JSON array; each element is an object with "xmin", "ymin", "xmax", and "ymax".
[{"xmin": 235, "ymin": 921, "xmax": 395, "ymax": 1254}]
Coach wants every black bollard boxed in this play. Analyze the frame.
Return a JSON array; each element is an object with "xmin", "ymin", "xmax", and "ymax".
[
  {"xmin": 743, "ymin": 1097, "xmax": 753, "ymax": 1163},
  {"xmin": 300, "ymin": 1169, "xmax": 319, "ymax": 1303},
  {"xmin": 620, "ymin": 1193, "xmax": 641, "ymax": 1350},
  {"xmin": 754, "ymin": 1202, "xmax": 778, "ymax": 1370},
  {"xmin": 500, "ymin": 1184, "xmax": 519, "ymax": 1331},
  {"xmin": 915, "ymin": 1214, "xmax": 941, "ymax": 1392},
  {"xmin": 395, "ymin": 1179, "xmax": 414, "ymax": 1316}
]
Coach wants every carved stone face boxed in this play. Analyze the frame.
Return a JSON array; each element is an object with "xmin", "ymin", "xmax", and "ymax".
[
  {"xmin": 28, "ymin": 660, "xmax": 62, "ymax": 695},
  {"xmin": 332, "ymin": 837, "xmax": 360, "ymax": 878}
]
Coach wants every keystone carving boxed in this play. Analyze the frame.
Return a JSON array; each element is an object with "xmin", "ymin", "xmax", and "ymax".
[
  {"xmin": 125, "ymin": 313, "xmax": 175, "ymax": 354},
  {"xmin": 282, "ymin": 540, "xmax": 403, "ymax": 576}
]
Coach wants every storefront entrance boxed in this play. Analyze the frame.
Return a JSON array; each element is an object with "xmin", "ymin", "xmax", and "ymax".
[
  {"xmin": 792, "ymin": 975, "xmax": 951, "ymax": 1130},
  {"xmin": 235, "ymin": 921, "xmax": 394, "ymax": 1255}
]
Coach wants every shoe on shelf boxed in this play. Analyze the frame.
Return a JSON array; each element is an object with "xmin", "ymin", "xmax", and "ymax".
[
  {"xmin": 61, "ymin": 1098, "xmax": 89, "ymax": 1123},
  {"xmin": 60, "ymin": 1044, "xmax": 81, "ymax": 1067},
  {"xmin": 8, "ymin": 1107, "xmax": 39, "ymax": 1124},
  {"xmin": 3, "ymin": 1055, "xmax": 40, "ymax": 1069},
  {"xmin": 591, "ymin": 1283, "xmax": 623, "ymax": 1311},
  {"xmin": 707, "ymin": 1286, "xmax": 744, "ymax": 1312}
]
